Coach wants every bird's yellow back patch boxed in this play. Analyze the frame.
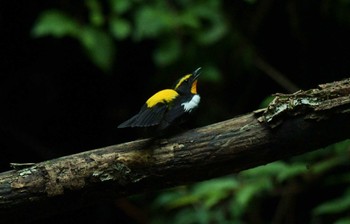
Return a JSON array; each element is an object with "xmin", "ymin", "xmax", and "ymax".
[
  {"xmin": 146, "ymin": 89, "xmax": 179, "ymax": 108},
  {"xmin": 175, "ymin": 74, "xmax": 192, "ymax": 90}
]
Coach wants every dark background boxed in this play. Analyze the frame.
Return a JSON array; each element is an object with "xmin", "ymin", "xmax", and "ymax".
[{"xmin": 1, "ymin": 1, "xmax": 350, "ymax": 223}]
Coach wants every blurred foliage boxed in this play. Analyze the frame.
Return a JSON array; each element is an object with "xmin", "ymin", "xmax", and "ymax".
[
  {"xmin": 32, "ymin": 8, "xmax": 115, "ymax": 71},
  {"xmin": 259, "ymin": 95, "xmax": 275, "ymax": 108},
  {"xmin": 32, "ymin": 0, "xmax": 228, "ymax": 78},
  {"xmin": 150, "ymin": 140, "xmax": 350, "ymax": 223}
]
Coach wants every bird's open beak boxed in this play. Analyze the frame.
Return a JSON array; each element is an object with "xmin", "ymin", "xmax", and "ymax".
[
  {"xmin": 193, "ymin": 67, "xmax": 201, "ymax": 80},
  {"xmin": 191, "ymin": 67, "xmax": 201, "ymax": 94}
]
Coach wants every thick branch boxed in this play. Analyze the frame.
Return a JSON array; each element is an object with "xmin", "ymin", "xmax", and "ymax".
[{"xmin": 1, "ymin": 79, "xmax": 350, "ymax": 221}]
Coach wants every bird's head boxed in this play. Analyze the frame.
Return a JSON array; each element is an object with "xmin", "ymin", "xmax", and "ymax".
[{"xmin": 174, "ymin": 67, "xmax": 201, "ymax": 95}]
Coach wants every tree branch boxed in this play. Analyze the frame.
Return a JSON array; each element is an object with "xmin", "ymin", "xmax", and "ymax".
[{"xmin": 1, "ymin": 78, "xmax": 350, "ymax": 222}]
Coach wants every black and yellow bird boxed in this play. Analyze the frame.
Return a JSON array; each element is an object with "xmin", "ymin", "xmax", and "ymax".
[{"xmin": 118, "ymin": 68, "xmax": 201, "ymax": 130}]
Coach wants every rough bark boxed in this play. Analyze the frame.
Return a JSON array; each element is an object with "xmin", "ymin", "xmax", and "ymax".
[{"xmin": 0, "ymin": 78, "xmax": 349, "ymax": 222}]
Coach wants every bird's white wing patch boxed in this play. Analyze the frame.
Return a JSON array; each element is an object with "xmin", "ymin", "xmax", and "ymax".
[{"xmin": 182, "ymin": 95, "xmax": 201, "ymax": 112}]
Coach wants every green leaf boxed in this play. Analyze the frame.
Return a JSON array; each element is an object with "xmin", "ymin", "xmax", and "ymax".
[
  {"xmin": 200, "ymin": 66, "xmax": 222, "ymax": 83},
  {"xmin": 192, "ymin": 3, "xmax": 227, "ymax": 44},
  {"xmin": 86, "ymin": 0, "xmax": 104, "ymax": 26},
  {"xmin": 335, "ymin": 217, "xmax": 350, "ymax": 224},
  {"xmin": 153, "ymin": 39, "xmax": 181, "ymax": 66},
  {"xmin": 167, "ymin": 194, "xmax": 201, "ymax": 209},
  {"xmin": 79, "ymin": 27, "xmax": 115, "ymax": 71},
  {"xmin": 292, "ymin": 147, "xmax": 331, "ymax": 162},
  {"xmin": 153, "ymin": 177, "xmax": 238, "ymax": 210},
  {"xmin": 311, "ymin": 157, "xmax": 345, "ymax": 174},
  {"xmin": 180, "ymin": 12, "xmax": 201, "ymax": 29},
  {"xmin": 236, "ymin": 179, "xmax": 272, "ymax": 207},
  {"xmin": 241, "ymin": 161, "xmax": 287, "ymax": 179},
  {"xmin": 232, "ymin": 178, "xmax": 272, "ymax": 217},
  {"xmin": 197, "ymin": 17, "xmax": 227, "ymax": 45},
  {"xmin": 109, "ymin": 17, "xmax": 131, "ymax": 40},
  {"xmin": 334, "ymin": 139, "xmax": 350, "ymax": 154},
  {"xmin": 293, "ymin": 140, "xmax": 350, "ymax": 163},
  {"xmin": 109, "ymin": 0, "xmax": 132, "ymax": 14},
  {"xmin": 152, "ymin": 187, "xmax": 186, "ymax": 209},
  {"xmin": 134, "ymin": 6, "xmax": 161, "ymax": 39},
  {"xmin": 31, "ymin": 10, "xmax": 79, "ymax": 38},
  {"xmin": 134, "ymin": 6, "xmax": 174, "ymax": 40},
  {"xmin": 172, "ymin": 207, "xmax": 208, "ymax": 224},
  {"xmin": 259, "ymin": 96, "xmax": 275, "ymax": 108},
  {"xmin": 313, "ymin": 189, "xmax": 350, "ymax": 215},
  {"xmin": 242, "ymin": 161, "xmax": 308, "ymax": 183},
  {"xmin": 191, "ymin": 177, "xmax": 238, "ymax": 208},
  {"xmin": 276, "ymin": 163, "xmax": 307, "ymax": 182}
]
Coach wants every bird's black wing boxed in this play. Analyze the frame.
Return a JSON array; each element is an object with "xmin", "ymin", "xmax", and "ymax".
[
  {"xmin": 118, "ymin": 103, "xmax": 167, "ymax": 128},
  {"xmin": 158, "ymin": 96, "xmax": 191, "ymax": 130}
]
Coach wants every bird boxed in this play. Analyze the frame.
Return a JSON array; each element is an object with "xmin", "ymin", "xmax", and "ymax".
[{"xmin": 118, "ymin": 67, "xmax": 201, "ymax": 131}]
